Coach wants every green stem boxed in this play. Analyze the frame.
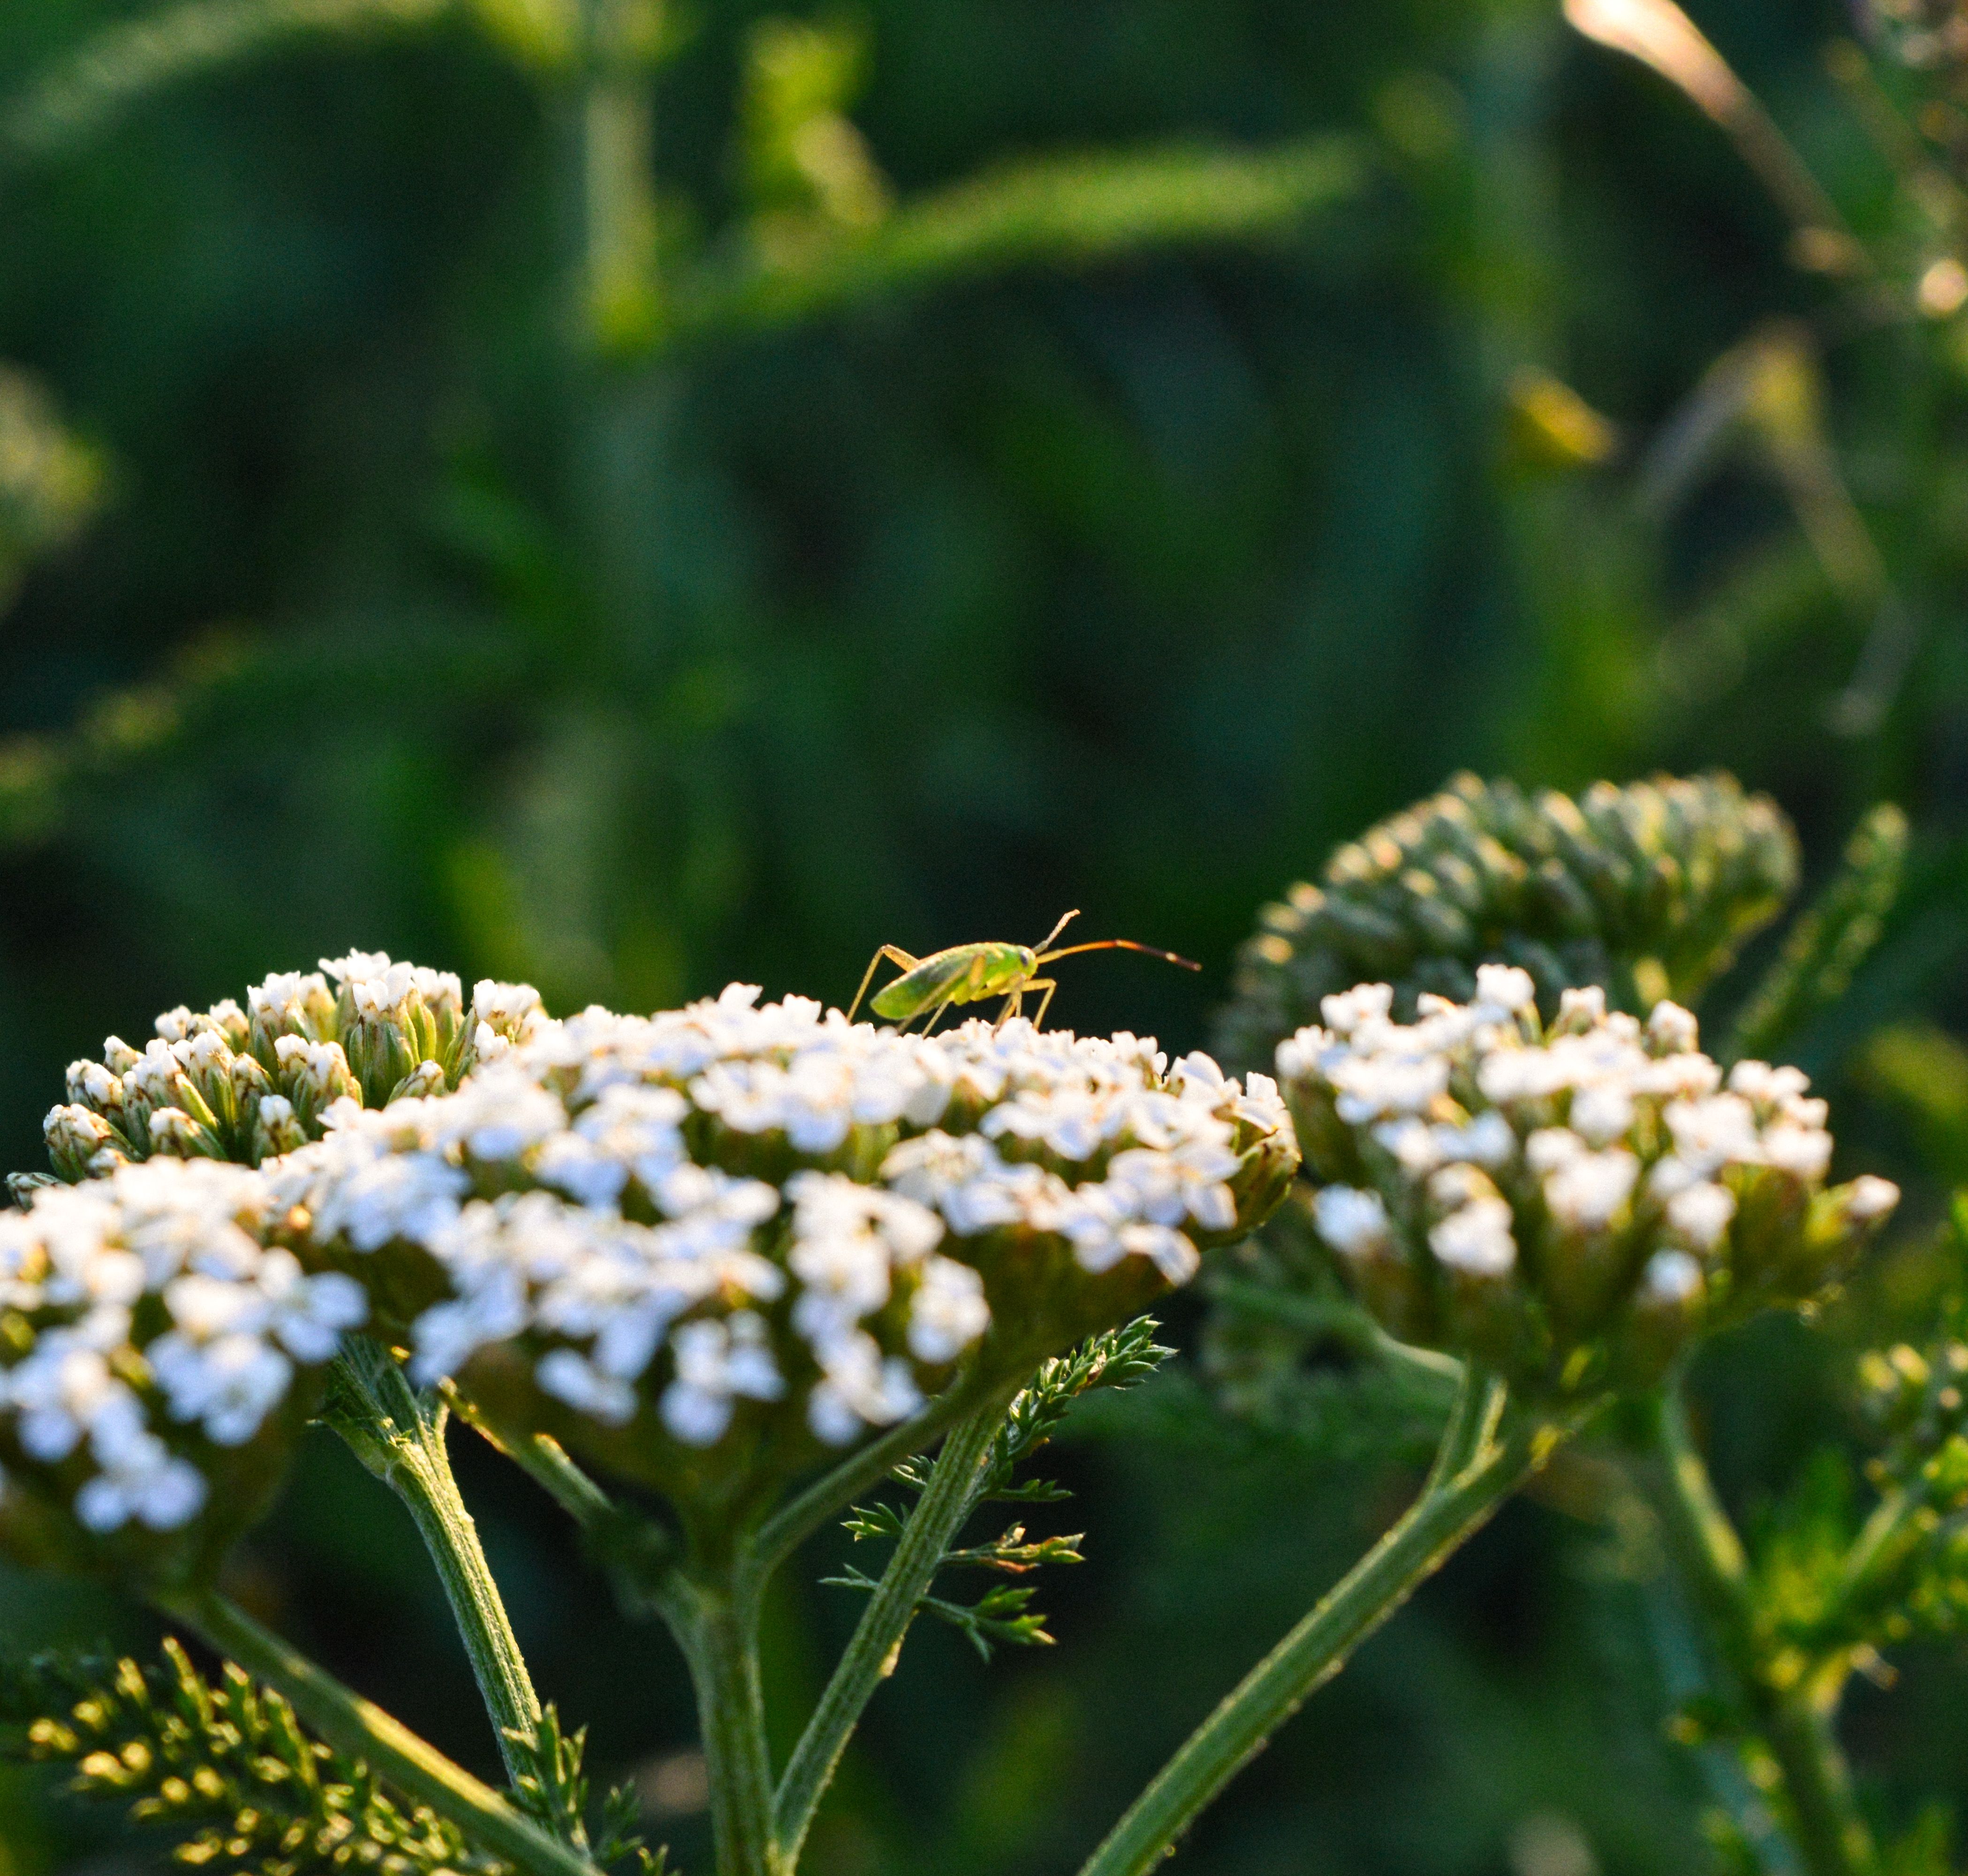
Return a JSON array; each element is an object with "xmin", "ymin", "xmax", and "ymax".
[
  {"xmin": 571, "ymin": 0, "xmax": 662, "ymax": 352},
  {"xmin": 772, "ymin": 1394, "xmax": 1013, "ymax": 1862},
  {"xmin": 1805, "ymin": 1483, "xmax": 1926, "ymax": 1649},
  {"xmin": 449, "ymin": 1385, "xmax": 684, "ymax": 1626},
  {"xmin": 1639, "ymin": 1385, "xmax": 1876, "ymax": 1876},
  {"xmin": 675, "ymin": 1569, "xmax": 779, "ymax": 1876},
  {"xmin": 1075, "ymin": 1384, "xmax": 1559, "ymax": 1876},
  {"xmin": 150, "ymin": 1587, "xmax": 600, "ymax": 1876},
  {"xmin": 1208, "ymin": 1277, "xmax": 1466, "ymax": 1389},
  {"xmin": 325, "ymin": 1346, "xmax": 544, "ymax": 1792},
  {"xmin": 1424, "ymin": 1364, "xmax": 1504, "ymax": 1493},
  {"xmin": 749, "ymin": 1376, "xmax": 985, "ymax": 1588}
]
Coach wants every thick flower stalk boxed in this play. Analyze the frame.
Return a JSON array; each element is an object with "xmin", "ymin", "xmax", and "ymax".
[
  {"xmin": 265, "ymin": 985, "xmax": 1296, "ymax": 1527},
  {"xmin": 1278, "ymin": 966, "xmax": 1898, "ymax": 1397},
  {"xmin": 36, "ymin": 951, "xmax": 546, "ymax": 1182},
  {"xmin": 0, "ymin": 1158, "xmax": 363, "ymax": 1584},
  {"xmin": 1218, "ymin": 772, "xmax": 1798, "ymax": 1070}
]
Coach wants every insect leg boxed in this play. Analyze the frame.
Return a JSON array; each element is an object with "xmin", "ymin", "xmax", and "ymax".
[
  {"xmin": 922, "ymin": 987, "xmax": 962, "ymax": 1036},
  {"xmin": 931, "ymin": 953, "xmax": 995, "ymax": 1036},
  {"xmin": 1026, "ymin": 978, "xmax": 1058, "ymax": 1030},
  {"xmin": 846, "ymin": 945, "xmax": 920, "ymax": 1023}
]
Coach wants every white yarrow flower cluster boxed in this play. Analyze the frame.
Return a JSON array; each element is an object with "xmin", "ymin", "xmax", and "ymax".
[
  {"xmin": 0, "ymin": 1159, "xmax": 363, "ymax": 1538},
  {"xmin": 271, "ymin": 985, "xmax": 1293, "ymax": 1460},
  {"xmin": 1278, "ymin": 969, "xmax": 1899, "ymax": 1388}
]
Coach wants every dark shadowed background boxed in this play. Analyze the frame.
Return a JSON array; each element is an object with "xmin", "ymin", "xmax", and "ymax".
[{"xmin": 0, "ymin": 0, "xmax": 1965, "ymax": 1869}]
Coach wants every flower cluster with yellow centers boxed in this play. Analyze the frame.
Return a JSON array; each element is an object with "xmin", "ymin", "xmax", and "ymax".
[
  {"xmin": 0, "ymin": 1158, "xmax": 363, "ymax": 1577},
  {"xmin": 1276, "ymin": 966, "xmax": 1898, "ymax": 1393}
]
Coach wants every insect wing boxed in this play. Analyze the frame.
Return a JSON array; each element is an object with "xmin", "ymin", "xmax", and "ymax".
[{"xmin": 870, "ymin": 947, "xmax": 984, "ymax": 1020}]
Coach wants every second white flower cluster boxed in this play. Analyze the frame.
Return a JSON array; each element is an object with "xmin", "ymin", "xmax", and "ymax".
[{"xmin": 1278, "ymin": 966, "xmax": 1898, "ymax": 1385}]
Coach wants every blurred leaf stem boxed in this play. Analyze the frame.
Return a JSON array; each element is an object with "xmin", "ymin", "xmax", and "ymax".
[
  {"xmin": 0, "ymin": 0, "xmax": 453, "ymax": 159},
  {"xmin": 1728, "ymin": 804, "xmax": 1909, "ymax": 1064},
  {"xmin": 1636, "ymin": 1385, "xmax": 1877, "ymax": 1876}
]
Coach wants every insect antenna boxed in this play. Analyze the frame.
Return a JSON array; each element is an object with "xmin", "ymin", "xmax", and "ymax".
[
  {"xmin": 1029, "ymin": 908, "xmax": 1081, "ymax": 952},
  {"xmin": 1034, "ymin": 939, "xmax": 1201, "ymax": 970}
]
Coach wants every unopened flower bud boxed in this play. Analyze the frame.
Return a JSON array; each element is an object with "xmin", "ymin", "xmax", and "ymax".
[
  {"xmin": 1313, "ymin": 1185, "xmax": 1428, "ymax": 1341},
  {"xmin": 229, "ymin": 1052, "xmax": 274, "ymax": 1106},
  {"xmin": 144, "ymin": 1108, "xmax": 220, "ymax": 1159},
  {"xmin": 101, "ymin": 1036, "xmax": 142, "ymax": 1077},
  {"xmin": 1611, "ymin": 1249, "xmax": 1708, "ymax": 1386},
  {"xmin": 389, "ymin": 1060, "xmax": 447, "ymax": 1103},
  {"xmin": 251, "ymin": 1096, "xmax": 308, "ymax": 1162},
  {"xmin": 65, "ymin": 1059, "xmax": 125, "ymax": 1118},
  {"xmin": 45, "ymin": 1105, "xmax": 118, "ymax": 1180},
  {"xmin": 273, "ymin": 1036, "xmax": 359, "ymax": 1124},
  {"xmin": 206, "ymin": 998, "xmax": 250, "ymax": 1049}
]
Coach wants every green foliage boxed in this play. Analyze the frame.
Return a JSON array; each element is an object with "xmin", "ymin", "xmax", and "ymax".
[
  {"xmin": 1728, "ymin": 804, "xmax": 1910, "ymax": 1065},
  {"xmin": 0, "ymin": 1640, "xmax": 668, "ymax": 1876},
  {"xmin": 0, "ymin": 363, "xmax": 102, "ymax": 615},
  {"xmin": 1, "ymin": 0, "xmax": 452, "ymax": 159},
  {"xmin": 505, "ymin": 1708, "xmax": 666, "ymax": 1876},
  {"xmin": 673, "ymin": 138, "xmax": 1363, "ymax": 342},
  {"xmin": 1201, "ymin": 1191, "xmax": 1459, "ymax": 1463},
  {"xmin": 830, "ymin": 1318, "xmax": 1172, "ymax": 1660},
  {"xmin": 1216, "ymin": 771, "xmax": 1800, "ymax": 1072},
  {"xmin": 1862, "ymin": 1027, "xmax": 1968, "ymax": 1188},
  {"xmin": 0, "ymin": 1638, "xmax": 511, "ymax": 1874}
]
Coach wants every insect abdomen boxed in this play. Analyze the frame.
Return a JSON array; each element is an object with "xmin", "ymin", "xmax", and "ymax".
[{"xmin": 869, "ymin": 944, "xmax": 1027, "ymax": 1019}]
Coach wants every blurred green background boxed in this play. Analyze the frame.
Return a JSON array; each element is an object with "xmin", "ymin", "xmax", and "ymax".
[{"xmin": 1, "ymin": 0, "xmax": 1966, "ymax": 1869}]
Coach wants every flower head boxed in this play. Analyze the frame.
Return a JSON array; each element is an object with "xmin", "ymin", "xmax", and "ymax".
[
  {"xmin": 0, "ymin": 1159, "xmax": 356, "ymax": 1583},
  {"xmin": 1277, "ymin": 983, "xmax": 1896, "ymax": 1393},
  {"xmin": 271, "ymin": 986, "xmax": 1297, "ymax": 1509}
]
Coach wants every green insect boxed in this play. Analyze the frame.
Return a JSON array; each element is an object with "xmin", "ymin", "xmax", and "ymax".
[{"xmin": 845, "ymin": 910, "xmax": 1199, "ymax": 1034}]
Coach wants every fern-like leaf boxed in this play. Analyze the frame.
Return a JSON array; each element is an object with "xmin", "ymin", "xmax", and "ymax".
[
  {"xmin": 0, "ymin": 1639, "xmax": 510, "ymax": 1875},
  {"xmin": 831, "ymin": 1316, "xmax": 1172, "ymax": 1660}
]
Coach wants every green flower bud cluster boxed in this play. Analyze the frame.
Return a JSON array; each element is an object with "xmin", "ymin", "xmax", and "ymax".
[
  {"xmin": 1276, "ymin": 969, "xmax": 1897, "ymax": 1397},
  {"xmin": 34, "ymin": 953, "xmax": 546, "ymax": 1185},
  {"xmin": 1859, "ymin": 1336, "xmax": 1968, "ymax": 1482},
  {"xmin": 265, "ymin": 985, "xmax": 1296, "ymax": 1526},
  {"xmin": 1217, "ymin": 772, "xmax": 1799, "ymax": 1070}
]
